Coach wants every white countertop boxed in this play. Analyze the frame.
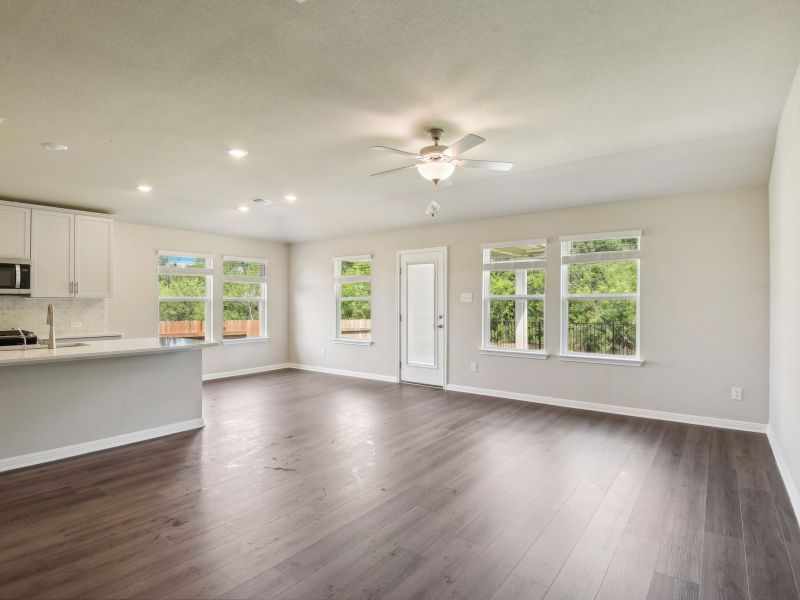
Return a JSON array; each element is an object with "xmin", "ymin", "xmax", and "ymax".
[{"xmin": 0, "ymin": 337, "xmax": 219, "ymax": 367}]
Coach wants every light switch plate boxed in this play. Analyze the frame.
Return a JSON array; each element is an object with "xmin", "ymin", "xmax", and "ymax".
[
  {"xmin": 70, "ymin": 321, "xmax": 82, "ymax": 328},
  {"xmin": 460, "ymin": 293, "xmax": 473, "ymax": 303}
]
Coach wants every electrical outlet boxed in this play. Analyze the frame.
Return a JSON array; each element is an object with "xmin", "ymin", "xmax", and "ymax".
[
  {"xmin": 731, "ymin": 386, "xmax": 743, "ymax": 401},
  {"xmin": 70, "ymin": 321, "xmax": 82, "ymax": 328},
  {"xmin": 470, "ymin": 362, "xmax": 478, "ymax": 373},
  {"xmin": 320, "ymin": 347, "xmax": 325, "ymax": 357}
]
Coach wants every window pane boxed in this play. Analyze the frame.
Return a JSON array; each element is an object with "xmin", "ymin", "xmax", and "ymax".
[
  {"xmin": 489, "ymin": 271, "xmax": 515, "ymax": 296},
  {"xmin": 567, "ymin": 299, "xmax": 637, "ymax": 355},
  {"xmin": 488, "ymin": 299, "xmax": 516, "ymax": 349},
  {"xmin": 223, "ymin": 282, "xmax": 262, "ymax": 298},
  {"xmin": 340, "ymin": 260, "xmax": 371, "ymax": 276},
  {"xmin": 526, "ymin": 270, "xmax": 545, "ymax": 295},
  {"xmin": 159, "ymin": 274, "xmax": 207, "ymax": 298},
  {"xmin": 159, "ymin": 255, "xmax": 208, "ymax": 269},
  {"xmin": 567, "ymin": 260, "xmax": 637, "ymax": 294},
  {"xmin": 567, "ymin": 238, "xmax": 638, "ymax": 255},
  {"xmin": 340, "ymin": 300, "xmax": 371, "ymax": 339},
  {"xmin": 485, "ymin": 245, "xmax": 545, "ymax": 263},
  {"xmin": 159, "ymin": 301, "xmax": 206, "ymax": 339},
  {"xmin": 341, "ymin": 281, "xmax": 371, "ymax": 298},
  {"xmin": 527, "ymin": 300, "xmax": 544, "ymax": 350},
  {"xmin": 223, "ymin": 260, "xmax": 265, "ymax": 277},
  {"xmin": 223, "ymin": 301, "xmax": 262, "ymax": 339}
]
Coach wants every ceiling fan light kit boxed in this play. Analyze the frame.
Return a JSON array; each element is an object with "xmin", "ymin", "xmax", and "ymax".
[{"xmin": 370, "ymin": 128, "xmax": 513, "ymax": 215}]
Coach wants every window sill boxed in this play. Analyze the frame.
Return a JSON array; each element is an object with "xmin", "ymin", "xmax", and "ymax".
[
  {"xmin": 480, "ymin": 349, "xmax": 548, "ymax": 360},
  {"xmin": 222, "ymin": 336, "xmax": 270, "ymax": 345},
  {"xmin": 558, "ymin": 354, "xmax": 643, "ymax": 367},
  {"xmin": 331, "ymin": 339, "xmax": 373, "ymax": 346}
]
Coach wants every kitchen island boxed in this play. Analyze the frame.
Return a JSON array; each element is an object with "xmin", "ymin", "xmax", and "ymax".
[{"xmin": 0, "ymin": 337, "xmax": 218, "ymax": 472}]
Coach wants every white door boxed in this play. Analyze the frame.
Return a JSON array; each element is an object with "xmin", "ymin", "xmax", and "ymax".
[
  {"xmin": 31, "ymin": 210, "xmax": 74, "ymax": 298},
  {"xmin": 0, "ymin": 205, "xmax": 31, "ymax": 259},
  {"xmin": 399, "ymin": 248, "xmax": 446, "ymax": 386},
  {"xmin": 75, "ymin": 216, "xmax": 113, "ymax": 298}
]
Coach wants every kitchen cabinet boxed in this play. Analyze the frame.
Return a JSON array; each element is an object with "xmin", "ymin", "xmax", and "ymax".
[
  {"xmin": 0, "ymin": 205, "xmax": 31, "ymax": 259},
  {"xmin": 31, "ymin": 209, "xmax": 113, "ymax": 298}
]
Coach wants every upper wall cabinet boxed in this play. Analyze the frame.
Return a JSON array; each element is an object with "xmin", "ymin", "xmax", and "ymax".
[
  {"xmin": 0, "ymin": 205, "xmax": 31, "ymax": 259},
  {"xmin": 31, "ymin": 209, "xmax": 113, "ymax": 298}
]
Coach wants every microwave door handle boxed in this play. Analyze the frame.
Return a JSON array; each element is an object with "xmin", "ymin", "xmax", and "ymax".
[{"xmin": 15, "ymin": 264, "xmax": 20, "ymax": 289}]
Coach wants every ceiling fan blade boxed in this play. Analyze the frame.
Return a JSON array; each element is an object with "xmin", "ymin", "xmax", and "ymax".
[
  {"xmin": 371, "ymin": 146, "xmax": 421, "ymax": 158},
  {"xmin": 370, "ymin": 164, "xmax": 418, "ymax": 177},
  {"xmin": 443, "ymin": 134, "xmax": 485, "ymax": 157},
  {"xmin": 457, "ymin": 159, "xmax": 513, "ymax": 171}
]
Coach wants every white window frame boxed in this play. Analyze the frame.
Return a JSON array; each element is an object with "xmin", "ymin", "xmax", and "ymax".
[
  {"xmin": 157, "ymin": 250, "xmax": 214, "ymax": 341},
  {"xmin": 481, "ymin": 239, "xmax": 547, "ymax": 358},
  {"xmin": 333, "ymin": 254, "xmax": 373, "ymax": 345},
  {"xmin": 559, "ymin": 230, "xmax": 642, "ymax": 366},
  {"xmin": 222, "ymin": 256, "xmax": 268, "ymax": 342}
]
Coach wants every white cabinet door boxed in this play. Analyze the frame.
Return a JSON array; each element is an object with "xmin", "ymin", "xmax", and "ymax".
[
  {"xmin": 75, "ymin": 216, "xmax": 113, "ymax": 298},
  {"xmin": 31, "ymin": 210, "xmax": 74, "ymax": 298},
  {"xmin": 0, "ymin": 205, "xmax": 31, "ymax": 259}
]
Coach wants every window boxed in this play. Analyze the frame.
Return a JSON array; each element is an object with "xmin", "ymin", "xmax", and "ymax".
[
  {"xmin": 482, "ymin": 240, "xmax": 546, "ymax": 354},
  {"xmin": 334, "ymin": 255, "xmax": 372, "ymax": 342},
  {"xmin": 223, "ymin": 257, "xmax": 267, "ymax": 340},
  {"xmin": 158, "ymin": 252, "xmax": 213, "ymax": 341},
  {"xmin": 560, "ymin": 231, "xmax": 641, "ymax": 359}
]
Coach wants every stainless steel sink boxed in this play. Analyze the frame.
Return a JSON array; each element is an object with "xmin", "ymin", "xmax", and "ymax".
[{"xmin": 56, "ymin": 342, "xmax": 90, "ymax": 348}]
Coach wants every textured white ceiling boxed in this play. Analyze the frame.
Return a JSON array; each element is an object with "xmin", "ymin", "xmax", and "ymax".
[{"xmin": 1, "ymin": 0, "xmax": 798, "ymax": 242}]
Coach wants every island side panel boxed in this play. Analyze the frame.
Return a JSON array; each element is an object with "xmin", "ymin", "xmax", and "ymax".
[{"xmin": 0, "ymin": 349, "xmax": 203, "ymax": 468}]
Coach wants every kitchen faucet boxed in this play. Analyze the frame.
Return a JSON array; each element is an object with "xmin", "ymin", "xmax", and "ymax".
[{"xmin": 46, "ymin": 304, "xmax": 56, "ymax": 349}]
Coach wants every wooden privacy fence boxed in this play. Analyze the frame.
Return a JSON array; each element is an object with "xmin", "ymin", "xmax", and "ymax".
[
  {"xmin": 159, "ymin": 320, "xmax": 261, "ymax": 339},
  {"xmin": 340, "ymin": 319, "xmax": 371, "ymax": 339}
]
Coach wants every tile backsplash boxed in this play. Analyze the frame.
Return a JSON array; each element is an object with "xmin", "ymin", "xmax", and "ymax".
[{"xmin": 0, "ymin": 297, "xmax": 107, "ymax": 338}]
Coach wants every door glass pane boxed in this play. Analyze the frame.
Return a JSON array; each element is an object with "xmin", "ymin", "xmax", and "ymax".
[
  {"xmin": 406, "ymin": 262, "xmax": 436, "ymax": 365},
  {"xmin": 488, "ymin": 299, "xmax": 516, "ymax": 349},
  {"xmin": 567, "ymin": 299, "xmax": 637, "ymax": 355},
  {"xmin": 340, "ymin": 281, "xmax": 371, "ymax": 298}
]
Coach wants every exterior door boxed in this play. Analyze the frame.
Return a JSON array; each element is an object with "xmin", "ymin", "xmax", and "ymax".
[{"xmin": 399, "ymin": 248, "xmax": 446, "ymax": 386}]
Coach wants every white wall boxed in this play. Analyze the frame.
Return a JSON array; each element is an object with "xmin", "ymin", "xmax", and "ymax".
[
  {"xmin": 108, "ymin": 222, "xmax": 289, "ymax": 376},
  {"xmin": 769, "ymin": 61, "xmax": 800, "ymax": 505},
  {"xmin": 290, "ymin": 188, "xmax": 769, "ymax": 424}
]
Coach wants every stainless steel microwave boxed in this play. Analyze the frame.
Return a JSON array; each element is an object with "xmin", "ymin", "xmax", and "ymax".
[{"xmin": 0, "ymin": 259, "xmax": 31, "ymax": 295}]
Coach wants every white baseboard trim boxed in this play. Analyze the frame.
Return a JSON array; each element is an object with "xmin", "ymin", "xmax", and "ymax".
[
  {"xmin": 287, "ymin": 363, "xmax": 399, "ymax": 383},
  {"xmin": 0, "ymin": 418, "xmax": 205, "ymax": 473},
  {"xmin": 445, "ymin": 383, "xmax": 767, "ymax": 433},
  {"xmin": 767, "ymin": 424, "xmax": 800, "ymax": 521},
  {"xmin": 203, "ymin": 363, "xmax": 291, "ymax": 381}
]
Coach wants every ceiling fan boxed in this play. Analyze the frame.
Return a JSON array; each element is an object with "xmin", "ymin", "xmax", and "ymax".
[{"xmin": 370, "ymin": 128, "xmax": 513, "ymax": 184}]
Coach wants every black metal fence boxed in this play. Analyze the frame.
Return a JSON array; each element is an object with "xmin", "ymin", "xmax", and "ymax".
[
  {"xmin": 489, "ymin": 320, "xmax": 636, "ymax": 355},
  {"xmin": 488, "ymin": 321, "xmax": 544, "ymax": 350},
  {"xmin": 567, "ymin": 322, "xmax": 636, "ymax": 355}
]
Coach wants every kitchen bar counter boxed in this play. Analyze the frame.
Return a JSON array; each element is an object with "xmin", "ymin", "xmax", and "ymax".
[
  {"xmin": 0, "ymin": 337, "xmax": 218, "ymax": 367},
  {"xmin": 0, "ymin": 337, "xmax": 214, "ymax": 471}
]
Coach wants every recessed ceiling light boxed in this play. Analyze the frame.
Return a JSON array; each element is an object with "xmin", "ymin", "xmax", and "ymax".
[
  {"xmin": 228, "ymin": 148, "xmax": 248, "ymax": 158},
  {"xmin": 137, "ymin": 184, "xmax": 153, "ymax": 192},
  {"xmin": 41, "ymin": 142, "xmax": 68, "ymax": 151},
  {"xmin": 283, "ymin": 194, "xmax": 298, "ymax": 202},
  {"xmin": 238, "ymin": 205, "xmax": 250, "ymax": 212}
]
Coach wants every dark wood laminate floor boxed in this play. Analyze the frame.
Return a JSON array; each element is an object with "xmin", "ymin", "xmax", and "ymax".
[{"xmin": 1, "ymin": 369, "xmax": 799, "ymax": 600}]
